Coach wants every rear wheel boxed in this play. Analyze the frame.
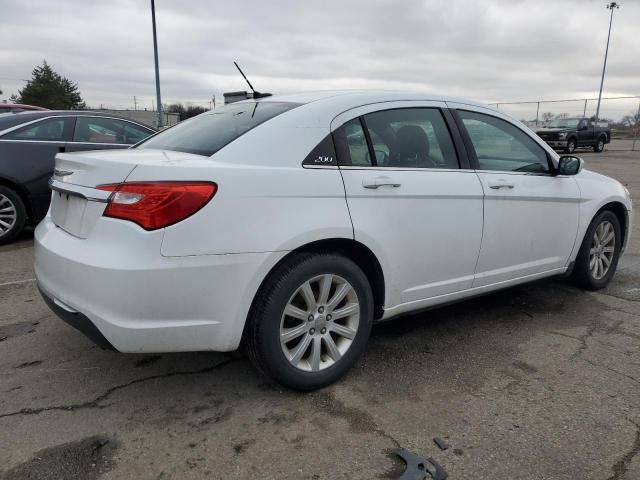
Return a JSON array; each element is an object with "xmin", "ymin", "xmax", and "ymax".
[
  {"xmin": 0, "ymin": 186, "xmax": 27, "ymax": 245},
  {"xmin": 594, "ymin": 136, "xmax": 605, "ymax": 153},
  {"xmin": 570, "ymin": 210, "xmax": 621, "ymax": 290},
  {"xmin": 565, "ymin": 138, "xmax": 577, "ymax": 154},
  {"xmin": 246, "ymin": 253, "xmax": 373, "ymax": 390}
]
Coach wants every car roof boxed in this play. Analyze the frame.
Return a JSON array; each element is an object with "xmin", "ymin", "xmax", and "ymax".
[
  {"xmin": 253, "ymin": 89, "xmax": 486, "ymax": 109},
  {"xmin": 0, "ymin": 110, "xmax": 156, "ymax": 131}
]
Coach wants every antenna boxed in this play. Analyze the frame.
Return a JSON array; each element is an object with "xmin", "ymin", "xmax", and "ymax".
[
  {"xmin": 234, "ymin": 62, "xmax": 255, "ymax": 94},
  {"xmin": 228, "ymin": 62, "xmax": 272, "ymax": 102}
]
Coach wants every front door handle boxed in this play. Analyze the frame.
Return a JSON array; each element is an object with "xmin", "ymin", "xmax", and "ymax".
[
  {"xmin": 488, "ymin": 180, "xmax": 514, "ymax": 190},
  {"xmin": 362, "ymin": 176, "xmax": 401, "ymax": 189}
]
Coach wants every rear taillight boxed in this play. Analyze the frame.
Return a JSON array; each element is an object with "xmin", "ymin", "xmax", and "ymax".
[{"xmin": 97, "ymin": 182, "xmax": 217, "ymax": 230}]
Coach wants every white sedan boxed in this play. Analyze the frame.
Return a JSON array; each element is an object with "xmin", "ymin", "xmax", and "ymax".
[{"xmin": 35, "ymin": 91, "xmax": 633, "ymax": 390}]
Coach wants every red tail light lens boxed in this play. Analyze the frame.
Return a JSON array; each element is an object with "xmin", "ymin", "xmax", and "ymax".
[{"xmin": 97, "ymin": 182, "xmax": 217, "ymax": 230}]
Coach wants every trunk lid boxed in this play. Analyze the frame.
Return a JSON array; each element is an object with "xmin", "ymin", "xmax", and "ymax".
[{"xmin": 50, "ymin": 149, "xmax": 209, "ymax": 238}]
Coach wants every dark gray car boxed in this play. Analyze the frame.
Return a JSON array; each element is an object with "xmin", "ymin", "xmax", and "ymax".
[{"xmin": 0, "ymin": 111, "xmax": 156, "ymax": 244}]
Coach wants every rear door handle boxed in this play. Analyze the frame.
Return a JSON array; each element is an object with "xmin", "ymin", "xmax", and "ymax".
[
  {"xmin": 488, "ymin": 180, "xmax": 514, "ymax": 190},
  {"xmin": 362, "ymin": 176, "xmax": 401, "ymax": 189}
]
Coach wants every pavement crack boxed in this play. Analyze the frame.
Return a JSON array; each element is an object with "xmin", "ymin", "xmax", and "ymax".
[
  {"xmin": 0, "ymin": 357, "xmax": 236, "ymax": 420},
  {"xmin": 606, "ymin": 420, "xmax": 640, "ymax": 480},
  {"xmin": 581, "ymin": 357, "xmax": 640, "ymax": 387},
  {"xmin": 569, "ymin": 325, "xmax": 597, "ymax": 360}
]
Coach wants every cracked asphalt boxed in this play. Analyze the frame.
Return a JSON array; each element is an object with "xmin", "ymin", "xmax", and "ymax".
[{"xmin": 1, "ymin": 147, "xmax": 639, "ymax": 479}]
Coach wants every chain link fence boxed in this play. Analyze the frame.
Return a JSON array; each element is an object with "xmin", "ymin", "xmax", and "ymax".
[{"xmin": 488, "ymin": 96, "xmax": 640, "ymax": 151}]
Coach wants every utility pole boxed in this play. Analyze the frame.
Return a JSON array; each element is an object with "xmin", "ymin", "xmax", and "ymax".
[
  {"xmin": 594, "ymin": 2, "xmax": 620, "ymax": 124},
  {"xmin": 150, "ymin": 0, "xmax": 163, "ymax": 127},
  {"xmin": 133, "ymin": 96, "xmax": 137, "ymax": 111}
]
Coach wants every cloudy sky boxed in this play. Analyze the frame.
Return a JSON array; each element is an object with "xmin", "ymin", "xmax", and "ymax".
[{"xmin": 1, "ymin": 0, "xmax": 638, "ymax": 119}]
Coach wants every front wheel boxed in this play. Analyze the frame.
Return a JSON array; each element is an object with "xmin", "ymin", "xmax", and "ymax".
[
  {"xmin": 246, "ymin": 253, "xmax": 373, "ymax": 390},
  {"xmin": 570, "ymin": 210, "xmax": 621, "ymax": 290}
]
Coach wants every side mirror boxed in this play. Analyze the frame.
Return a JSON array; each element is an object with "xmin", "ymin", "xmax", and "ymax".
[{"xmin": 557, "ymin": 155, "xmax": 584, "ymax": 175}]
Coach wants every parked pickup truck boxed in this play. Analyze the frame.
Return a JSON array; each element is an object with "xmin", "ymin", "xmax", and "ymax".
[{"xmin": 536, "ymin": 117, "xmax": 610, "ymax": 154}]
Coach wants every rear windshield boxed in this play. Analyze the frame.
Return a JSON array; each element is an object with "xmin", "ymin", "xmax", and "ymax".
[{"xmin": 137, "ymin": 101, "xmax": 300, "ymax": 156}]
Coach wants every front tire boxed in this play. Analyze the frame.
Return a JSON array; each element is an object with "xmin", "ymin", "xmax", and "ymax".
[
  {"xmin": 594, "ymin": 136, "xmax": 605, "ymax": 153},
  {"xmin": 0, "ymin": 186, "xmax": 27, "ymax": 245},
  {"xmin": 565, "ymin": 138, "xmax": 577, "ymax": 154},
  {"xmin": 570, "ymin": 210, "xmax": 621, "ymax": 290},
  {"xmin": 246, "ymin": 253, "xmax": 373, "ymax": 390}
]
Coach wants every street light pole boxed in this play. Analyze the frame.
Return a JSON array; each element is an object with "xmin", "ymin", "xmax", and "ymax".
[
  {"xmin": 594, "ymin": 2, "xmax": 620, "ymax": 125},
  {"xmin": 151, "ymin": 0, "xmax": 163, "ymax": 128}
]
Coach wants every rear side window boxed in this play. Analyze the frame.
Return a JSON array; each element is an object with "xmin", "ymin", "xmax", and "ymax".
[
  {"xmin": 333, "ymin": 118, "xmax": 373, "ymax": 166},
  {"xmin": 3, "ymin": 118, "xmax": 71, "ymax": 141},
  {"xmin": 138, "ymin": 102, "xmax": 300, "ymax": 156}
]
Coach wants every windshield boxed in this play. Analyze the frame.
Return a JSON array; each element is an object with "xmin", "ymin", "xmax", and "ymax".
[
  {"xmin": 545, "ymin": 118, "xmax": 581, "ymax": 128},
  {"xmin": 137, "ymin": 101, "xmax": 300, "ymax": 156}
]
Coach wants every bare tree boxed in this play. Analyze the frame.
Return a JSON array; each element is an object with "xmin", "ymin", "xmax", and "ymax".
[{"xmin": 541, "ymin": 112, "xmax": 554, "ymax": 122}]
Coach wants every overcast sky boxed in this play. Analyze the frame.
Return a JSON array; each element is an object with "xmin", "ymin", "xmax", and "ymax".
[{"xmin": 1, "ymin": 0, "xmax": 638, "ymax": 119}]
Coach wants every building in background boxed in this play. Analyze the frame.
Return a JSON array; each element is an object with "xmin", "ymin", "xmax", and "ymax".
[{"xmin": 91, "ymin": 109, "xmax": 179, "ymax": 128}]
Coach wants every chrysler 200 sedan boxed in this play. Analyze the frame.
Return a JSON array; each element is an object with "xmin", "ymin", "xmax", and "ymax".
[{"xmin": 35, "ymin": 91, "xmax": 633, "ymax": 390}]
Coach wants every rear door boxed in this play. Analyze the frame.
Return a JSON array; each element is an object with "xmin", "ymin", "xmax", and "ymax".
[
  {"xmin": 0, "ymin": 116, "xmax": 74, "ymax": 214},
  {"xmin": 577, "ymin": 119, "xmax": 593, "ymax": 146},
  {"xmin": 66, "ymin": 116, "xmax": 155, "ymax": 153},
  {"xmin": 450, "ymin": 105, "xmax": 581, "ymax": 287},
  {"xmin": 333, "ymin": 102, "xmax": 484, "ymax": 312}
]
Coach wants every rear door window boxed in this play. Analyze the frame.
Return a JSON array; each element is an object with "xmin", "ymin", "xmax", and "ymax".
[
  {"xmin": 74, "ymin": 117, "xmax": 154, "ymax": 145},
  {"xmin": 137, "ymin": 102, "xmax": 300, "ymax": 156}
]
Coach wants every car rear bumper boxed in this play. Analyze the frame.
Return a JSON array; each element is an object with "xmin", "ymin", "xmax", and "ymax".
[{"xmin": 35, "ymin": 216, "xmax": 285, "ymax": 353}]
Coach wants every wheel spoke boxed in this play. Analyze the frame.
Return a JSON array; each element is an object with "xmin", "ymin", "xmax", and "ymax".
[
  {"xmin": 318, "ymin": 274, "xmax": 332, "ymax": 305},
  {"xmin": 603, "ymin": 246, "xmax": 615, "ymax": 253},
  {"xmin": 601, "ymin": 231, "xmax": 614, "ymax": 246},
  {"xmin": 326, "ymin": 283, "xmax": 352, "ymax": 312},
  {"xmin": 331, "ymin": 302, "xmax": 359, "ymax": 320},
  {"xmin": 330, "ymin": 323, "xmax": 357, "ymax": 340},
  {"xmin": 300, "ymin": 281, "xmax": 317, "ymax": 311},
  {"xmin": 601, "ymin": 254, "xmax": 611, "ymax": 267},
  {"xmin": 284, "ymin": 304, "xmax": 309, "ymax": 321},
  {"xmin": 0, "ymin": 219, "xmax": 11, "ymax": 229},
  {"xmin": 289, "ymin": 334, "xmax": 312, "ymax": 365},
  {"xmin": 589, "ymin": 255, "xmax": 597, "ymax": 272},
  {"xmin": 323, "ymin": 335, "xmax": 341, "ymax": 362},
  {"xmin": 310, "ymin": 337, "xmax": 321, "ymax": 371},
  {"xmin": 280, "ymin": 323, "xmax": 309, "ymax": 344}
]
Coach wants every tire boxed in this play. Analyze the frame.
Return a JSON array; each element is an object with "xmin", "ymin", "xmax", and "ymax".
[
  {"xmin": 0, "ymin": 186, "xmax": 27, "ymax": 245},
  {"xmin": 246, "ymin": 253, "xmax": 374, "ymax": 390},
  {"xmin": 565, "ymin": 138, "xmax": 577, "ymax": 154},
  {"xmin": 570, "ymin": 210, "xmax": 621, "ymax": 290},
  {"xmin": 594, "ymin": 136, "xmax": 605, "ymax": 153}
]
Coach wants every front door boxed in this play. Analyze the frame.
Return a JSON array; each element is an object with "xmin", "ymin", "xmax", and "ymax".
[
  {"xmin": 333, "ymin": 103, "xmax": 484, "ymax": 312},
  {"xmin": 452, "ymin": 107, "xmax": 581, "ymax": 287}
]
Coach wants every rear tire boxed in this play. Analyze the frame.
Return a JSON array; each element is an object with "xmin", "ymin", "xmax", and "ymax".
[
  {"xmin": 246, "ymin": 253, "xmax": 373, "ymax": 390},
  {"xmin": 594, "ymin": 136, "xmax": 605, "ymax": 153},
  {"xmin": 565, "ymin": 138, "xmax": 577, "ymax": 154},
  {"xmin": 570, "ymin": 210, "xmax": 621, "ymax": 290},
  {"xmin": 0, "ymin": 186, "xmax": 27, "ymax": 245}
]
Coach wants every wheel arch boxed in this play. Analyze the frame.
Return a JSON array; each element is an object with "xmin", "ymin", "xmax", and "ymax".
[
  {"xmin": 0, "ymin": 176, "xmax": 31, "ymax": 220},
  {"xmin": 597, "ymin": 201, "xmax": 628, "ymax": 250},
  {"xmin": 244, "ymin": 238, "xmax": 386, "ymax": 342}
]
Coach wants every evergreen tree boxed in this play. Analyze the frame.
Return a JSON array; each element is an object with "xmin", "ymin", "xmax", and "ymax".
[{"xmin": 16, "ymin": 61, "xmax": 85, "ymax": 109}]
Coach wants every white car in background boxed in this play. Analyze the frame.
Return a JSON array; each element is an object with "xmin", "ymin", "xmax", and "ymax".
[{"xmin": 35, "ymin": 91, "xmax": 633, "ymax": 390}]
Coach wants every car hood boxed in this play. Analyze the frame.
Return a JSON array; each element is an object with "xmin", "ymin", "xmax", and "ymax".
[{"xmin": 537, "ymin": 128, "xmax": 571, "ymax": 134}]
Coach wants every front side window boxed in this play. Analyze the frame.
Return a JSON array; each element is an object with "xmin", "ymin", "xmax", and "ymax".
[
  {"xmin": 361, "ymin": 108, "xmax": 459, "ymax": 169},
  {"xmin": 458, "ymin": 110, "xmax": 550, "ymax": 173},
  {"xmin": 74, "ymin": 117, "xmax": 153, "ymax": 145},
  {"xmin": 138, "ymin": 102, "xmax": 300, "ymax": 156},
  {"xmin": 4, "ymin": 118, "xmax": 67, "ymax": 141}
]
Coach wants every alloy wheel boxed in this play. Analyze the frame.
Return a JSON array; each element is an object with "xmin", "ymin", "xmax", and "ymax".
[
  {"xmin": 280, "ymin": 274, "xmax": 360, "ymax": 372},
  {"xmin": 0, "ymin": 193, "xmax": 17, "ymax": 238},
  {"xmin": 589, "ymin": 220, "xmax": 615, "ymax": 280}
]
